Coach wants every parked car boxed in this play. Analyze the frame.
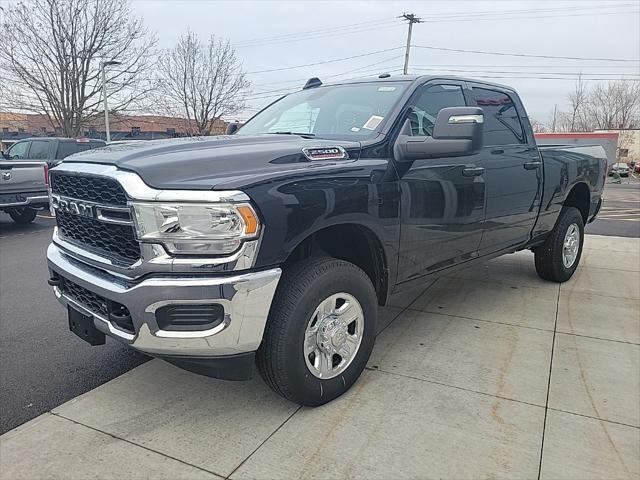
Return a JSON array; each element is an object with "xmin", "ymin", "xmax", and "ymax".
[
  {"xmin": 2, "ymin": 137, "xmax": 106, "ymax": 167},
  {"xmin": 0, "ymin": 157, "xmax": 48, "ymax": 224},
  {"xmin": 634, "ymin": 162, "xmax": 640, "ymax": 174},
  {"xmin": 609, "ymin": 162, "xmax": 630, "ymax": 177},
  {"xmin": 1, "ymin": 137, "xmax": 106, "ymax": 223},
  {"xmin": 46, "ymin": 75, "xmax": 607, "ymax": 405}
]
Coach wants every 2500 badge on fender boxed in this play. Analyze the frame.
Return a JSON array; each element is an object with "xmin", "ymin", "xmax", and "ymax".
[{"xmin": 46, "ymin": 74, "xmax": 606, "ymax": 406}]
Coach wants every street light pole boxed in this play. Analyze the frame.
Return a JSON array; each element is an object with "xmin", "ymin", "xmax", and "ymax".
[{"xmin": 101, "ymin": 60, "xmax": 121, "ymax": 142}]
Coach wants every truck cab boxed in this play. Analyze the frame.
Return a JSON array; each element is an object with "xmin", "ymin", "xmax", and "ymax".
[{"xmin": 3, "ymin": 137, "xmax": 106, "ymax": 167}]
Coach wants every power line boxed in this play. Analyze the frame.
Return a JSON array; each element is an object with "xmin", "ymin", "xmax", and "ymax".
[
  {"xmin": 417, "ymin": 9, "xmax": 640, "ymax": 24},
  {"xmin": 410, "ymin": 67, "xmax": 640, "ymax": 77},
  {"xmin": 235, "ymin": 21, "xmax": 401, "ymax": 49},
  {"xmin": 408, "ymin": 64, "xmax": 640, "ymax": 69},
  {"xmin": 245, "ymin": 47, "xmax": 405, "ymax": 74},
  {"xmin": 234, "ymin": 17, "xmax": 395, "ymax": 47},
  {"xmin": 415, "ymin": 2, "xmax": 636, "ymax": 19},
  {"xmin": 231, "ymin": 3, "xmax": 636, "ymax": 49},
  {"xmin": 245, "ymin": 66, "xmax": 406, "ymax": 100},
  {"xmin": 246, "ymin": 55, "xmax": 403, "ymax": 92},
  {"xmin": 411, "ymin": 45, "xmax": 639, "ymax": 63}
]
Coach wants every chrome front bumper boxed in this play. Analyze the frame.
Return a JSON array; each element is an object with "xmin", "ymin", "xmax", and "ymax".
[{"xmin": 47, "ymin": 243, "xmax": 281, "ymax": 357}]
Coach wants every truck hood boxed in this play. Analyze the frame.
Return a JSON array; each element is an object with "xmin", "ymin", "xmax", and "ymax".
[{"xmin": 62, "ymin": 135, "xmax": 362, "ymax": 190}]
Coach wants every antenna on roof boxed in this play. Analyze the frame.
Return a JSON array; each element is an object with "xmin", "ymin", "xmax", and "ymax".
[{"xmin": 303, "ymin": 77, "xmax": 322, "ymax": 89}]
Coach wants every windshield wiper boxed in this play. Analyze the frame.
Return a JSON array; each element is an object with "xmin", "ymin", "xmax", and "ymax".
[{"xmin": 270, "ymin": 131, "xmax": 316, "ymax": 138}]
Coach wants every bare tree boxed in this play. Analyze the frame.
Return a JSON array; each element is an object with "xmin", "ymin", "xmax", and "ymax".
[
  {"xmin": 550, "ymin": 79, "xmax": 639, "ymax": 133},
  {"xmin": 157, "ymin": 32, "xmax": 250, "ymax": 136},
  {"xmin": 586, "ymin": 80, "xmax": 640, "ymax": 130},
  {"xmin": 0, "ymin": 0, "xmax": 156, "ymax": 136},
  {"xmin": 529, "ymin": 117, "xmax": 548, "ymax": 133},
  {"xmin": 567, "ymin": 74, "xmax": 590, "ymax": 132}
]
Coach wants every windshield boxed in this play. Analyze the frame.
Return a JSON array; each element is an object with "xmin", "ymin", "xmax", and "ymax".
[{"xmin": 237, "ymin": 81, "xmax": 409, "ymax": 140}]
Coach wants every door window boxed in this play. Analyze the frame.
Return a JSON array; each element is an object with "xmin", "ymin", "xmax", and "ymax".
[
  {"xmin": 472, "ymin": 88, "xmax": 524, "ymax": 145},
  {"xmin": 408, "ymin": 84, "xmax": 467, "ymax": 136},
  {"xmin": 56, "ymin": 142, "xmax": 91, "ymax": 159},
  {"xmin": 6, "ymin": 141, "xmax": 30, "ymax": 160},
  {"xmin": 28, "ymin": 141, "xmax": 50, "ymax": 160}
]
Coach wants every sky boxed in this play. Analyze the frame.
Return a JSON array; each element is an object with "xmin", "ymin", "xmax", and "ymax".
[
  {"xmin": 127, "ymin": 0, "xmax": 639, "ymax": 123},
  {"xmin": 5, "ymin": 0, "xmax": 637, "ymax": 123}
]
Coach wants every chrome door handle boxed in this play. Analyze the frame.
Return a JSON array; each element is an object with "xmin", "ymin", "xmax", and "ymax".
[
  {"xmin": 462, "ymin": 166, "xmax": 485, "ymax": 177},
  {"xmin": 524, "ymin": 161, "xmax": 541, "ymax": 170}
]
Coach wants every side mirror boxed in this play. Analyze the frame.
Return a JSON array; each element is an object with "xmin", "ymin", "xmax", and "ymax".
[
  {"xmin": 226, "ymin": 122, "xmax": 240, "ymax": 135},
  {"xmin": 394, "ymin": 106, "xmax": 484, "ymax": 162}
]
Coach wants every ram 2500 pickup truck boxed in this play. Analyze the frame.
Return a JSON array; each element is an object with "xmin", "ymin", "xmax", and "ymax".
[{"xmin": 46, "ymin": 75, "xmax": 606, "ymax": 406}]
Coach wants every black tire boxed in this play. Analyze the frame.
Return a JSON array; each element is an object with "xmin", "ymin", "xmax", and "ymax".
[
  {"xmin": 8, "ymin": 207, "xmax": 37, "ymax": 224},
  {"xmin": 534, "ymin": 206, "xmax": 584, "ymax": 282},
  {"xmin": 257, "ymin": 257, "xmax": 377, "ymax": 406}
]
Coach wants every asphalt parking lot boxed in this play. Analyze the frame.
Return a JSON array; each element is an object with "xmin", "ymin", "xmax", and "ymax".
[
  {"xmin": 0, "ymin": 214, "xmax": 148, "ymax": 435},
  {"xmin": 1, "ymin": 182, "xmax": 639, "ymax": 479}
]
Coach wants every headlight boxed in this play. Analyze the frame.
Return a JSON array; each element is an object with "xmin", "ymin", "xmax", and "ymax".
[{"xmin": 132, "ymin": 202, "xmax": 259, "ymax": 255}]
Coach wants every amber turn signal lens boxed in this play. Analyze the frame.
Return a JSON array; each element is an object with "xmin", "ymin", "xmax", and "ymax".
[{"xmin": 237, "ymin": 205, "xmax": 259, "ymax": 235}]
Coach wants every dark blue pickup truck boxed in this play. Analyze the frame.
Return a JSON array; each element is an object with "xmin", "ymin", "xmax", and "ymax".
[{"xmin": 46, "ymin": 75, "xmax": 606, "ymax": 405}]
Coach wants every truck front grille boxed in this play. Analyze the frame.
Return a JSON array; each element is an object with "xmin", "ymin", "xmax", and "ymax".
[
  {"xmin": 56, "ymin": 210, "xmax": 141, "ymax": 263},
  {"xmin": 50, "ymin": 173, "xmax": 128, "ymax": 206},
  {"xmin": 51, "ymin": 173, "xmax": 140, "ymax": 264}
]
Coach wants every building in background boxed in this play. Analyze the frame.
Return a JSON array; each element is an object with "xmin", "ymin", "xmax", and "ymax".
[
  {"xmin": 594, "ymin": 129, "xmax": 640, "ymax": 164},
  {"xmin": 0, "ymin": 113, "xmax": 228, "ymax": 150}
]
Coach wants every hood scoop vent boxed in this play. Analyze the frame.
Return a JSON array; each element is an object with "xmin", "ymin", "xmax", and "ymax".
[{"xmin": 302, "ymin": 146, "xmax": 349, "ymax": 161}]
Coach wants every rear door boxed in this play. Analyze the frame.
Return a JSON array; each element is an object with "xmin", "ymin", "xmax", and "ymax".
[
  {"xmin": 0, "ymin": 141, "xmax": 47, "ymax": 199},
  {"xmin": 396, "ymin": 81, "xmax": 486, "ymax": 282},
  {"xmin": 55, "ymin": 140, "xmax": 104, "ymax": 162},
  {"xmin": 25, "ymin": 140, "xmax": 53, "ymax": 163},
  {"xmin": 467, "ymin": 85, "xmax": 542, "ymax": 253}
]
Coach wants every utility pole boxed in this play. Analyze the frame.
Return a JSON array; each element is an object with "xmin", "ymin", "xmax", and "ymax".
[
  {"xmin": 552, "ymin": 104, "xmax": 558, "ymax": 133},
  {"xmin": 400, "ymin": 13, "xmax": 422, "ymax": 74}
]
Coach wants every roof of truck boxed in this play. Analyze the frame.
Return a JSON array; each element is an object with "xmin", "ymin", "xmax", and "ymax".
[
  {"xmin": 15, "ymin": 137, "xmax": 105, "ymax": 143},
  {"xmin": 322, "ymin": 74, "xmax": 517, "ymax": 92}
]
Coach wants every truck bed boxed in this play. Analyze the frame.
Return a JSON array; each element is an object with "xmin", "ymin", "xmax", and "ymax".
[{"xmin": 0, "ymin": 160, "xmax": 48, "ymax": 208}]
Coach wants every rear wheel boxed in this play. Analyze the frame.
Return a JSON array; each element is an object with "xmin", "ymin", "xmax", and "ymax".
[
  {"xmin": 534, "ymin": 206, "xmax": 584, "ymax": 282},
  {"xmin": 257, "ymin": 257, "xmax": 377, "ymax": 406},
  {"xmin": 8, "ymin": 207, "xmax": 37, "ymax": 224}
]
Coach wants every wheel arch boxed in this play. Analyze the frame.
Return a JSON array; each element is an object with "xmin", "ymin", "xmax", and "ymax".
[
  {"xmin": 563, "ymin": 182, "xmax": 590, "ymax": 224},
  {"xmin": 283, "ymin": 222, "xmax": 390, "ymax": 306}
]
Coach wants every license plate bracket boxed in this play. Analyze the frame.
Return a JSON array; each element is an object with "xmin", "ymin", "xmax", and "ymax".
[{"xmin": 68, "ymin": 306, "xmax": 105, "ymax": 346}]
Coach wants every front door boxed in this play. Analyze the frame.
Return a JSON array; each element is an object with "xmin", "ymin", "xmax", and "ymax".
[
  {"xmin": 396, "ymin": 82, "xmax": 486, "ymax": 283},
  {"xmin": 467, "ymin": 85, "xmax": 543, "ymax": 253}
]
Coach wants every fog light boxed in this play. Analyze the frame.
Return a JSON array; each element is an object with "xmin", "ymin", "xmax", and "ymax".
[{"xmin": 155, "ymin": 304, "xmax": 224, "ymax": 331}]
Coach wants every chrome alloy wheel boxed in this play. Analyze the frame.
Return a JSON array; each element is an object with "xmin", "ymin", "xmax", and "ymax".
[
  {"xmin": 562, "ymin": 223, "xmax": 580, "ymax": 268},
  {"xmin": 304, "ymin": 293, "xmax": 364, "ymax": 379}
]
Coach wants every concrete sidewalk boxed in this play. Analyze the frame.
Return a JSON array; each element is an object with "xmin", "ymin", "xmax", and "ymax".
[{"xmin": 2, "ymin": 235, "xmax": 639, "ymax": 480}]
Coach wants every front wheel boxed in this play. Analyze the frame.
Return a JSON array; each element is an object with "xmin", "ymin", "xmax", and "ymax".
[
  {"xmin": 257, "ymin": 258, "xmax": 377, "ymax": 406},
  {"xmin": 8, "ymin": 207, "xmax": 37, "ymax": 224},
  {"xmin": 534, "ymin": 206, "xmax": 584, "ymax": 282}
]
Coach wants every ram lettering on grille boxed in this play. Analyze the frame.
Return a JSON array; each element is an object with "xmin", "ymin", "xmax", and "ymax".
[{"xmin": 51, "ymin": 174, "xmax": 140, "ymax": 263}]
